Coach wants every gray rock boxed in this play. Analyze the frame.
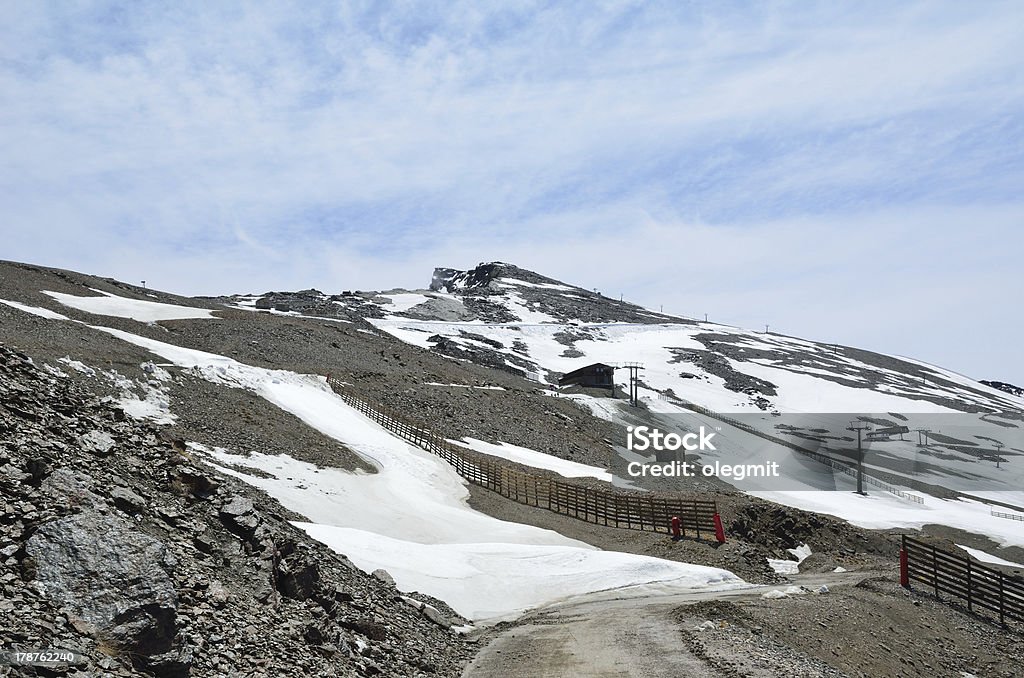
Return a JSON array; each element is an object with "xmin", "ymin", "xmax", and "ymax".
[
  {"xmin": 78, "ymin": 430, "xmax": 116, "ymax": 456},
  {"xmin": 143, "ymin": 645, "xmax": 193, "ymax": 678},
  {"xmin": 110, "ymin": 486, "xmax": 146, "ymax": 514},
  {"xmin": 400, "ymin": 295, "xmax": 477, "ymax": 322},
  {"xmin": 422, "ymin": 605, "xmax": 452, "ymax": 629},
  {"xmin": 207, "ymin": 580, "xmax": 230, "ymax": 607},
  {"xmin": 219, "ymin": 496, "xmax": 260, "ymax": 537},
  {"xmin": 171, "ymin": 466, "xmax": 219, "ymax": 499},
  {"xmin": 25, "ymin": 509, "xmax": 178, "ymax": 655},
  {"xmin": 221, "ymin": 496, "xmax": 254, "ymax": 516},
  {"xmin": 277, "ymin": 556, "xmax": 320, "ymax": 600},
  {"xmin": 41, "ymin": 469, "xmax": 103, "ymax": 508},
  {"xmin": 372, "ymin": 569, "xmax": 395, "ymax": 586}
]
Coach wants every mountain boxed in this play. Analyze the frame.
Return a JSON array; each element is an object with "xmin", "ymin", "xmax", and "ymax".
[
  {"xmin": 228, "ymin": 261, "xmax": 1023, "ymax": 416},
  {"xmin": 2, "ymin": 258, "xmax": 1023, "ymax": 676},
  {"xmin": 223, "ymin": 261, "xmax": 1024, "ymax": 501}
]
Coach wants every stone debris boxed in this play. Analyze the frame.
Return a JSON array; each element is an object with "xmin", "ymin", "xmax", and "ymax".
[{"xmin": 0, "ymin": 342, "xmax": 473, "ymax": 676}]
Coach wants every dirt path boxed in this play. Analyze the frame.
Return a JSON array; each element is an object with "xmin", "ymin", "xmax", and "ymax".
[
  {"xmin": 465, "ymin": 602, "xmax": 718, "ymax": 678},
  {"xmin": 463, "ymin": 573, "xmax": 868, "ymax": 677}
]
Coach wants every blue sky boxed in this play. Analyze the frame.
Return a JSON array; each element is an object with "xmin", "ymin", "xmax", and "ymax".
[{"xmin": 2, "ymin": 1, "xmax": 1022, "ymax": 383}]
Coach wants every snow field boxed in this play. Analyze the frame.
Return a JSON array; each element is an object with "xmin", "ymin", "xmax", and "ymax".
[
  {"xmin": 371, "ymin": 318, "xmax": 967, "ymax": 414},
  {"xmin": 955, "ymin": 544, "xmax": 1024, "ymax": 570},
  {"xmin": 298, "ymin": 524, "xmax": 742, "ymax": 620}
]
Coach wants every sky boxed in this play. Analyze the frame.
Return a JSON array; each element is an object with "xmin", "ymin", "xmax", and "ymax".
[{"xmin": 1, "ymin": 1, "xmax": 1022, "ymax": 383}]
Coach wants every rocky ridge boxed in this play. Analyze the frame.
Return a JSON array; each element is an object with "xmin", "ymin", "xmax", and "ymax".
[{"xmin": 212, "ymin": 262, "xmax": 1024, "ymax": 415}]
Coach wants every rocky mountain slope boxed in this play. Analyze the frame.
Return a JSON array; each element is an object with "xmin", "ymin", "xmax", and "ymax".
[
  {"xmin": 226, "ymin": 262, "xmax": 1023, "ymax": 415},
  {"xmin": 220, "ymin": 261, "xmax": 1024, "ymax": 501},
  {"xmin": 0, "ymin": 343, "xmax": 472, "ymax": 677}
]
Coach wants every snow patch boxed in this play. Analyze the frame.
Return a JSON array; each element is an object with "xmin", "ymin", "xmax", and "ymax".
[
  {"xmin": 955, "ymin": 544, "xmax": 1024, "ymax": 569},
  {"xmin": 378, "ymin": 293, "xmax": 433, "ymax": 313},
  {"xmin": 424, "ymin": 382, "xmax": 506, "ymax": 391},
  {"xmin": 451, "ymin": 438, "xmax": 614, "ymax": 482},
  {"xmin": 57, "ymin": 357, "xmax": 95, "ymax": 376},
  {"xmin": 767, "ymin": 543, "xmax": 812, "ymax": 575},
  {"xmin": 103, "ymin": 365, "xmax": 176, "ymax": 425},
  {"xmin": 298, "ymin": 522, "xmax": 744, "ymax": 621},
  {"xmin": 0, "ymin": 299, "xmax": 71, "ymax": 320},
  {"xmin": 43, "ymin": 289, "xmax": 216, "ymax": 322}
]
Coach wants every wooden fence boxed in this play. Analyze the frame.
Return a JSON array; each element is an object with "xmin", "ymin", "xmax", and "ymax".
[
  {"xmin": 326, "ymin": 376, "xmax": 724, "ymax": 542},
  {"xmin": 900, "ymin": 535, "xmax": 1024, "ymax": 625},
  {"xmin": 991, "ymin": 509, "xmax": 1024, "ymax": 522}
]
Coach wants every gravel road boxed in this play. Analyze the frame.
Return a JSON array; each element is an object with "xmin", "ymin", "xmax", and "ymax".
[{"xmin": 463, "ymin": 573, "xmax": 867, "ymax": 677}]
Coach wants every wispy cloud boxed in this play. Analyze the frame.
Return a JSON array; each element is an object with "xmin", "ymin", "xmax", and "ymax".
[{"xmin": 2, "ymin": 1, "xmax": 1022, "ymax": 381}]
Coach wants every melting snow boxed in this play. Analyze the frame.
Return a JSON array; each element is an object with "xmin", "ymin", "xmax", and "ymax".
[
  {"xmin": 424, "ymin": 382, "xmax": 506, "ymax": 390},
  {"xmin": 378, "ymin": 293, "xmax": 433, "ymax": 313},
  {"xmin": 767, "ymin": 543, "xmax": 812, "ymax": 575},
  {"xmin": 86, "ymin": 324, "xmax": 747, "ymax": 621},
  {"xmin": 451, "ymin": 438, "xmax": 615, "ymax": 482},
  {"xmin": 955, "ymin": 544, "xmax": 1024, "ymax": 569},
  {"xmin": 43, "ymin": 289, "xmax": 216, "ymax": 322},
  {"xmin": 58, "ymin": 356, "xmax": 95, "ymax": 376},
  {"xmin": 104, "ymin": 366, "xmax": 176, "ymax": 425},
  {"xmin": 750, "ymin": 490, "xmax": 1024, "ymax": 549},
  {"xmin": 0, "ymin": 299, "xmax": 71, "ymax": 320}
]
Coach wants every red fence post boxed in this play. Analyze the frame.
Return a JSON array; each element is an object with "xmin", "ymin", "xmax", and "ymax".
[
  {"xmin": 712, "ymin": 513, "xmax": 726, "ymax": 544},
  {"xmin": 899, "ymin": 548, "xmax": 909, "ymax": 588}
]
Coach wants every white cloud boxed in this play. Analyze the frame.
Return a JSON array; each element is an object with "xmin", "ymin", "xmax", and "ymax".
[{"xmin": 1, "ymin": 1, "xmax": 1022, "ymax": 383}]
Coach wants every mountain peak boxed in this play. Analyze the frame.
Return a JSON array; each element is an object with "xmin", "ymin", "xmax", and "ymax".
[{"xmin": 429, "ymin": 262, "xmax": 567, "ymax": 293}]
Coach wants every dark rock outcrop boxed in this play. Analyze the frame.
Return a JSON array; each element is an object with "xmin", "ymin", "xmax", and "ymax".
[{"xmin": 25, "ymin": 509, "xmax": 179, "ymax": 655}]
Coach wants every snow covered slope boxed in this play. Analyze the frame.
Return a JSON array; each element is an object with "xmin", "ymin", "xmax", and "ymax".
[
  {"xmin": 79, "ymin": 324, "xmax": 745, "ymax": 621},
  {"xmin": 272, "ymin": 262, "xmax": 1021, "ymax": 502},
  {"xmin": 232, "ymin": 262, "xmax": 1020, "ymax": 418}
]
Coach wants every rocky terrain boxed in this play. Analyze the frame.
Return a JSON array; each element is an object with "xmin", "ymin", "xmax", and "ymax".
[
  {"xmin": 466, "ymin": 568, "xmax": 1024, "ymax": 678},
  {"xmin": 427, "ymin": 263, "xmax": 688, "ymax": 325},
  {"xmin": 0, "ymin": 343, "xmax": 472, "ymax": 677}
]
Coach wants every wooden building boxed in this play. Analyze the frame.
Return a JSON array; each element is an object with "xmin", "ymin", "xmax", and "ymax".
[{"xmin": 558, "ymin": 363, "xmax": 616, "ymax": 390}]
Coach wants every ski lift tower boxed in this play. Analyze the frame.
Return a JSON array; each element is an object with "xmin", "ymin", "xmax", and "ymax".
[
  {"xmin": 621, "ymin": 362, "xmax": 644, "ymax": 407},
  {"xmin": 847, "ymin": 420, "xmax": 872, "ymax": 495}
]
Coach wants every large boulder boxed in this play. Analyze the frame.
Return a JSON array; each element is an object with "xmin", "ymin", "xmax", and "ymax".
[
  {"xmin": 25, "ymin": 509, "xmax": 178, "ymax": 655},
  {"xmin": 219, "ymin": 495, "xmax": 261, "ymax": 539}
]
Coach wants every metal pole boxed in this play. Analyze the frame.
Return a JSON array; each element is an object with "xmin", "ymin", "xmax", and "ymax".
[{"xmin": 847, "ymin": 421, "xmax": 871, "ymax": 495}]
